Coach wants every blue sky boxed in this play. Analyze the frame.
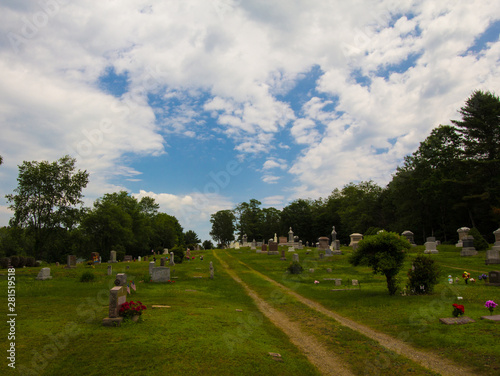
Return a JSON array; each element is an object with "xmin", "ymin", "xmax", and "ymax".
[{"xmin": 1, "ymin": 1, "xmax": 499, "ymax": 242}]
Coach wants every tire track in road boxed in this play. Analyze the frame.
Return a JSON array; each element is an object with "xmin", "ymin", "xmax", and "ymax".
[
  {"xmin": 228, "ymin": 254, "xmax": 475, "ymax": 376},
  {"xmin": 213, "ymin": 250, "xmax": 355, "ymax": 376}
]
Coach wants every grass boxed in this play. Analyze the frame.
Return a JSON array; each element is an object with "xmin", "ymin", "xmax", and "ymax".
[
  {"xmin": 1, "ymin": 255, "xmax": 320, "ymax": 376},
  {"xmin": 222, "ymin": 245, "xmax": 500, "ymax": 375},
  {"xmin": 1, "ymin": 245, "xmax": 499, "ymax": 375}
]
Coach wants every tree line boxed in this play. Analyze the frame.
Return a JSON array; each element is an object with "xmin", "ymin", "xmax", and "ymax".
[
  {"xmin": 210, "ymin": 90, "xmax": 500, "ymax": 247},
  {"xmin": 0, "ymin": 156, "xmax": 203, "ymax": 262}
]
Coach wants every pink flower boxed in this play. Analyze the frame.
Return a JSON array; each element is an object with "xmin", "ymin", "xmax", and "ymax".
[{"xmin": 314, "ymin": 280, "xmax": 319, "ymax": 284}]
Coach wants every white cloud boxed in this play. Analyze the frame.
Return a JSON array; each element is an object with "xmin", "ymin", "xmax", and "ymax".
[
  {"xmin": 262, "ymin": 195, "xmax": 285, "ymax": 206},
  {"xmin": 262, "ymin": 175, "xmax": 280, "ymax": 184},
  {"xmin": 1, "ymin": 0, "xmax": 499, "ymax": 235}
]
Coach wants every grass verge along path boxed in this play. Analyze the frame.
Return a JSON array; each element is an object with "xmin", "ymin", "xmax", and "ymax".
[
  {"xmin": 221, "ymin": 251, "xmax": 476, "ymax": 376},
  {"xmin": 213, "ymin": 250, "xmax": 354, "ymax": 376}
]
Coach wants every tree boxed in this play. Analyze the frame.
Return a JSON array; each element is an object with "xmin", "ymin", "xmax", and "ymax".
[
  {"xmin": 184, "ymin": 230, "xmax": 200, "ymax": 248},
  {"xmin": 6, "ymin": 155, "xmax": 89, "ymax": 260},
  {"xmin": 202, "ymin": 240, "xmax": 214, "ymax": 250},
  {"xmin": 0, "ymin": 155, "xmax": 3, "ymax": 165},
  {"xmin": 234, "ymin": 199, "xmax": 263, "ymax": 240},
  {"xmin": 451, "ymin": 90, "xmax": 500, "ymax": 234},
  {"xmin": 210, "ymin": 210, "xmax": 235, "ymax": 247},
  {"xmin": 280, "ymin": 199, "xmax": 314, "ymax": 243},
  {"xmin": 349, "ymin": 231, "xmax": 411, "ymax": 295}
]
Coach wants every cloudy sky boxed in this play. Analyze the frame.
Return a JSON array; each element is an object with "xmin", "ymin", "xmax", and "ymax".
[{"xmin": 1, "ymin": 0, "xmax": 499, "ymax": 242}]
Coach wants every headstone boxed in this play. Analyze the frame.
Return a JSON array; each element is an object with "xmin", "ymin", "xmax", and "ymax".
[
  {"xmin": 456, "ymin": 227, "xmax": 470, "ymax": 247},
  {"xmin": 331, "ymin": 226, "xmax": 337, "ymax": 241},
  {"xmin": 274, "ymin": 233, "xmax": 278, "ymax": 243},
  {"xmin": 235, "ymin": 242, "xmax": 240, "ymax": 250},
  {"xmin": 242, "ymin": 234, "xmax": 248, "ymax": 246},
  {"xmin": 35, "ymin": 268, "xmax": 52, "ymax": 280},
  {"xmin": 318, "ymin": 237, "xmax": 329, "ymax": 251},
  {"xmin": 268, "ymin": 241, "xmax": 279, "ymax": 255},
  {"xmin": 261, "ymin": 244, "xmax": 267, "ymax": 253},
  {"xmin": 170, "ymin": 252, "xmax": 175, "ymax": 266},
  {"xmin": 486, "ymin": 228, "xmax": 500, "ymax": 264},
  {"xmin": 160, "ymin": 258, "xmax": 165, "ymax": 267},
  {"xmin": 209, "ymin": 261, "xmax": 214, "ymax": 279},
  {"xmin": 102, "ymin": 286, "xmax": 126, "ymax": 326},
  {"xmin": 292, "ymin": 253, "xmax": 299, "ymax": 263},
  {"xmin": 335, "ymin": 279, "xmax": 342, "ymax": 286},
  {"xmin": 138, "ymin": 256, "xmax": 141, "ymax": 262},
  {"xmin": 251, "ymin": 239, "xmax": 256, "ymax": 250},
  {"xmin": 424, "ymin": 237, "xmax": 438, "ymax": 254},
  {"xmin": 115, "ymin": 273, "xmax": 127, "ymax": 287},
  {"xmin": 488, "ymin": 271, "xmax": 500, "ymax": 286},
  {"xmin": 107, "ymin": 265, "xmax": 112, "ymax": 276},
  {"xmin": 288, "ymin": 227, "xmax": 294, "ymax": 243},
  {"xmin": 123, "ymin": 255, "xmax": 133, "ymax": 262},
  {"xmin": 288, "ymin": 246, "xmax": 295, "ymax": 252},
  {"xmin": 297, "ymin": 240, "xmax": 303, "ymax": 250},
  {"xmin": 461, "ymin": 236, "xmax": 477, "ymax": 256},
  {"xmin": 279, "ymin": 236, "xmax": 287, "ymax": 245},
  {"xmin": 280, "ymin": 250, "xmax": 286, "ymax": 261},
  {"xmin": 319, "ymin": 253, "xmax": 324, "ymax": 259},
  {"xmin": 108, "ymin": 286, "xmax": 127, "ymax": 318},
  {"xmin": 55, "ymin": 262, "xmax": 59, "ymax": 266},
  {"xmin": 352, "ymin": 279, "xmax": 359, "ymax": 286},
  {"xmin": 152, "ymin": 266, "xmax": 170, "ymax": 282},
  {"xmin": 66, "ymin": 255, "xmax": 76, "ymax": 268},
  {"xmin": 349, "ymin": 233, "xmax": 363, "ymax": 250},
  {"xmin": 149, "ymin": 261, "xmax": 155, "ymax": 276},
  {"xmin": 109, "ymin": 250, "xmax": 117, "ymax": 263},
  {"xmin": 402, "ymin": 231, "xmax": 416, "ymax": 245},
  {"xmin": 144, "ymin": 256, "xmax": 148, "ymax": 262},
  {"xmin": 163, "ymin": 248, "xmax": 169, "ymax": 255}
]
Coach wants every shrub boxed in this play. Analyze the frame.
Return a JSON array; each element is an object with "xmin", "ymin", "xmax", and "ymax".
[
  {"xmin": 406, "ymin": 254, "xmax": 440, "ymax": 294},
  {"xmin": 18, "ymin": 256, "xmax": 26, "ymax": 268},
  {"xmin": 287, "ymin": 261, "xmax": 303, "ymax": 274},
  {"xmin": 0, "ymin": 257, "xmax": 9, "ymax": 269},
  {"xmin": 10, "ymin": 256, "xmax": 20, "ymax": 268},
  {"xmin": 171, "ymin": 246, "xmax": 185, "ymax": 264},
  {"xmin": 80, "ymin": 271, "xmax": 96, "ymax": 282},
  {"xmin": 25, "ymin": 257, "xmax": 36, "ymax": 267},
  {"xmin": 468, "ymin": 228, "xmax": 489, "ymax": 251}
]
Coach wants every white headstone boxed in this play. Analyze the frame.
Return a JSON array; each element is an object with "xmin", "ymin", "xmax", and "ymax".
[
  {"xmin": 36, "ymin": 268, "xmax": 52, "ymax": 280},
  {"xmin": 152, "ymin": 267, "xmax": 170, "ymax": 282}
]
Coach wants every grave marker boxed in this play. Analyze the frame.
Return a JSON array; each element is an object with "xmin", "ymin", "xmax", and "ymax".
[
  {"xmin": 152, "ymin": 267, "xmax": 170, "ymax": 282},
  {"xmin": 109, "ymin": 250, "xmax": 117, "ymax": 263},
  {"xmin": 102, "ymin": 286, "xmax": 126, "ymax": 326},
  {"xmin": 66, "ymin": 255, "xmax": 76, "ymax": 269},
  {"xmin": 35, "ymin": 268, "xmax": 52, "ymax": 280}
]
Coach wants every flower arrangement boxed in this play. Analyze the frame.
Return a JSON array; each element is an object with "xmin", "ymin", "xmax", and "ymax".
[
  {"xmin": 462, "ymin": 271, "xmax": 470, "ymax": 284},
  {"xmin": 452, "ymin": 303, "xmax": 465, "ymax": 317},
  {"xmin": 167, "ymin": 279, "xmax": 175, "ymax": 283},
  {"xmin": 478, "ymin": 273, "xmax": 488, "ymax": 282},
  {"xmin": 314, "ymin": 280, "xmax": 319, "ymax": 284},
  {"xmin": 119, "ymin": 301, "xmax": 147, "ymax": 320},
  {"xmin": 485, "ymin": 300, "xmax": 498, "ymax": 314}
]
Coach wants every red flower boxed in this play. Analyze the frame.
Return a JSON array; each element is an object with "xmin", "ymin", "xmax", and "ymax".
[
  {"xmin": 453, "ymin": 304, "xmax": 465, "ymax": 313},
  {"xmin": 141, "ymin": 305, "xmax": 146, "ymax": 310}
]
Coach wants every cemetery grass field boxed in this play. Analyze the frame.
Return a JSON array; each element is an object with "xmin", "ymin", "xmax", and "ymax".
[{"xmin": 1, "ymin": 245, "xmax": 499, "ymax": 375}]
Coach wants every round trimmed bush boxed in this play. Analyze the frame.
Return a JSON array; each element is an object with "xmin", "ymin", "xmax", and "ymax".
[
  {"xmin": 10, "ymin": 256, "xmax": 20, "ymax": 268},
  {"xmin": 80, "ymin": 271, "xmax": 96, "ymax": 282}
]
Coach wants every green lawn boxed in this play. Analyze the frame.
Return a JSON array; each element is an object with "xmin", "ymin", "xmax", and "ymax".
[{"xmin": 1, "ymin": 245, "xmax": 499, "ymax": 375}]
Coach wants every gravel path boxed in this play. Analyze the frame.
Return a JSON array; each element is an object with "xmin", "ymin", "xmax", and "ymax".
[
  {"xmin": 213, "ymin": 251, "xmax": 355, "ymax": 376},
  {"xmin": 237, "ymin": 257, "xmax": 475, "ymax": 376}
]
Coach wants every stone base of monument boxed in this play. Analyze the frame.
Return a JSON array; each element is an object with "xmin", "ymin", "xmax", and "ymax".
[
  {"xmin": 267, "ymin": 251, "xmax": 279, "ymax": 255},
  {"xmin": 481, "ymin": 314, "xmax": 500, "ymax": 321},
  {"xmin": 486, "ymin": 259, "xmax": 500, "ymax": 265},
  {"xmin": 461, "ymin": 248, "xmax": 478, "ymax": 256},
  {"xmin": 102, "ymin": 317, "xmax": 124, "ymax": 327},
  {"xmin": 439, "ymin": 316, "xmax": 475, "ymax": 325}
]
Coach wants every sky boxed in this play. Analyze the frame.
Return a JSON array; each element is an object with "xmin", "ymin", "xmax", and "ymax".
[{"xmin": 1, "ymin": 0, "xmax": 499, "ymax": 243}]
